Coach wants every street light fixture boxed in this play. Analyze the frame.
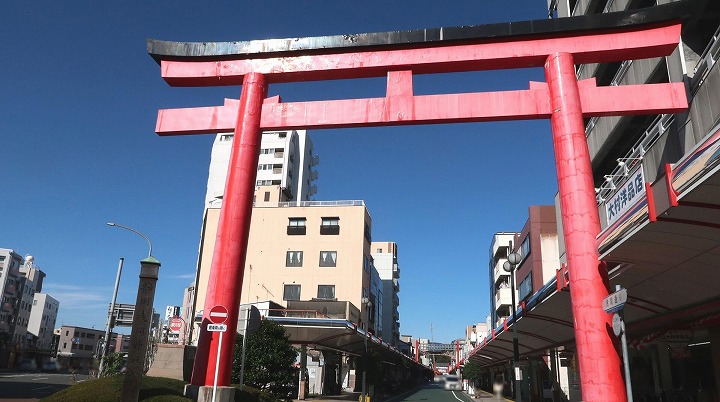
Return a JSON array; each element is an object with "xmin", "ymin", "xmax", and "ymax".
[
  {"xmin": 107, "ymin": 222, "xmax": 153, "ymax": 257},
  {"xmin": 360, "ymin": 296, "xmax": 372, "ymax": 402},
  {"xmin": 502, "ymin": 242, "xmax": 523, "ymax": 402}
]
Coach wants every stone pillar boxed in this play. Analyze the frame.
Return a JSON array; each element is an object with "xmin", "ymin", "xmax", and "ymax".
[{"xmin": 121, "ymin": 257, "xmax": 160, "ymax": 402}]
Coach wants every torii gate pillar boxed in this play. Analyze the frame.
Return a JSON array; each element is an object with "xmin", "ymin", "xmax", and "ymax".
[
  {"xmin": 546, "ymin": 52, "xmax": 624, "ymax": 400},
  {"xmin": 190, "ymin": 72, "xmax": 267, "ymax": 390}
]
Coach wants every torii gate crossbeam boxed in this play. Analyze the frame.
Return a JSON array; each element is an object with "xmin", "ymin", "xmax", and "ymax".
[{"xmin": 148, "ymin": 2, "xmax": 692, "ymax": 401}]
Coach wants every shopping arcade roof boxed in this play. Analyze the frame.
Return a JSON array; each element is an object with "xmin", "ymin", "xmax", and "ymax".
[
  {"xmin": 265, "ymin": 316, "xmax": 432, "ymax": 372},
  {"xmin": 462, "ymin": 122, "xmax": 720, "ymax": 370}
]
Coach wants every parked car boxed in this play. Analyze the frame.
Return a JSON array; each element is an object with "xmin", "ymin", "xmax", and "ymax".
[
  {"xmin": 443, "ymin": 374, "xmax": 462, "ymax": 391},
  {"xmin": 18, "ymin": 359, "xmax": 37, "ymax": 372},
  {"xmin": 41, "ymin": 359, "xmax": 59, "ymax": 373}
]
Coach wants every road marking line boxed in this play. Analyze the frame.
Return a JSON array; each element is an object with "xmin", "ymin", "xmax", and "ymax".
[{"xmin": 33, "ymin": 377, "xmax": 49, "ymax": 381}]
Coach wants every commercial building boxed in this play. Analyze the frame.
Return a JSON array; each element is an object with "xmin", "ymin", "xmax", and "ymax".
[{"xmin": 463, "ymin": 2, "xmax": 720, "ymax": 401}]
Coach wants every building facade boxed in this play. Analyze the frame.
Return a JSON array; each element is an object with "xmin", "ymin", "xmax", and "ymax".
[
  {"xmin": 205, "ymin": 130, "xmax": 318, "ymax": 208},
  {"xmin": 0, "ymin": 249, "xmax": 23, "ymax": 337},
  {"xmin": 188, "ymin": 185, "xmax": 381, "ymax": 345},
  {"xmin": 488, "ymin": 233, "xmax": 518, "ymax": 327},
  {"xmin": 27, "ymin": 293, "xmax": 59, "ymax": 350},
  {"xmin": 371, "ymin": 242, "xmax": 401, "ymax": 346}
]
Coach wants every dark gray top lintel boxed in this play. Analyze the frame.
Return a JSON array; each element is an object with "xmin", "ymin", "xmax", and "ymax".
[{"xmin": 147, "ymin": 0, "xmax": 697, "ymax": 64}]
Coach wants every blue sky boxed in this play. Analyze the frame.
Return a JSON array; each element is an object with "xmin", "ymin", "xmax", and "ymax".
[{"xmin": 1, "ymin": 1, "xmax": 556, "ymax": 343}]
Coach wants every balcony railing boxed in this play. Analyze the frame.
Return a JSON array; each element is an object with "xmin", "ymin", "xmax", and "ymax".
[
  {"xmin": 278, "ymin": 200, "xmax": 364, "ymax": 208},
  {"xmin": 691, "ymin": 23, "xmax": 720, "ymax": 93},
  {"xmin": 595, "ymin": 114, "xmax": 674, "ymax": 205}
]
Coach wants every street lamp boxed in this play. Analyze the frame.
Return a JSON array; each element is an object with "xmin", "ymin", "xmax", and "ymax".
[
  {"xmin": 107, "ymin": 222, "xmax": 153, "ymax": 257},
  {"xmin": 98, "ymin": 257, "xmax": 124, "ymax": 377},
  {"xmin": 502, "ymin": 242, "xmax": 522, "ymax": 402},
  {"xmin": 360, "ymin": 296, "xmax": 372, "ymax": 402}
]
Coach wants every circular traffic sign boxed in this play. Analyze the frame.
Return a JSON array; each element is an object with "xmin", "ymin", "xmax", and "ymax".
[
  {"xmin": 612, "ymin": 313, "xmax": 622, "ymax": 337},
  {"xmin": 169, "ymin": 317, "xmax": 183, "ymax": 331},
  {"xmin": 208, "ymin": 305, "xmax": 228, "ymax": 324}
]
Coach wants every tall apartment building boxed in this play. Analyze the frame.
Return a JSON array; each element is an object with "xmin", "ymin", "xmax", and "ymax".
[
  {"xmin": 511, "ymin": 206, "xmax": 560, "ymax": 306},
  {"xmin": 371, "ymin": 242, "xmax": 401, "ymax": 346},
  {"xmin": 14, "ymin": 256, "xmax": 46, "ymax": 348},
  {"xmin": 27, "ymin": 293, "xmax": 59, "ymax": 350},
  {"xmin": 205, "ymin": 130, "xmax": 318, "ymax": 208},
  {"xmin": 191, "ymin": 186, "xmax": 378, "ymax": 345},
  {"xmin": 0, "ymin": 249, "xmax": 23, "ymax": 337},
  {"xmin": 488, "ymin": 233, "xmax": 518, "ymax": 327}
]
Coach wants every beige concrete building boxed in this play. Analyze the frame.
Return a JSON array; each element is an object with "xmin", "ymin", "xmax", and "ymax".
[{"xmin": 189, "ymin": 185, "xmax": 376, "ymax": 344}]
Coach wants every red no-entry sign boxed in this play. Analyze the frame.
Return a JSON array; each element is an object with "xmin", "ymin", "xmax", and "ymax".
[
  {"xmin": 169, "ymin": 317, "xmax": 183, "ymax": 332},
  {"xmin": 208, "ymin": 305, "xmax": 228, "ymax": 324}
]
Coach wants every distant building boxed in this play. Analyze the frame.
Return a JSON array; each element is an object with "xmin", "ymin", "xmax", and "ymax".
[
  {"xmin": 56, "ymin": 325, "xmax": 104, "ymax": 359},
  {"xmin": 27, "ymin": 293, "xmax": 59, "ymax": 350},
  {"xmin": 0, "ymin": 249, "xmax": 23, "ymax": 337},
  {"xmin": 488, "ymin": 233, "xmax": 518, "ymax": 327},
  {"xmin": 371, "ymin": 242, "xmax": 401, "ymax": 346},
  {"xmin": 14, "ymin": 256, "xmax": 46, "ymax": 348}
]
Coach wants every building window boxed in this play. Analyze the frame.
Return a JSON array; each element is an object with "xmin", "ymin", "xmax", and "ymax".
[
  {"xmin": 519, "ymin": 236, "xmax": 530, "ymax": 263},
  {"xmin": 317, "ymin": 285, "xmax": 335, "ymax": 300},
  {"xmin": 264, "ymin": 192, "xmax": 270, "ymax": 202},
  {"xmin": 319, "ymin": 251, "xmax": 337, "ymax": 267},
  {"xmin": 364, "ymin": 223, "xmax": 372, "ymax": 243},
  {"xmin": 286, "ymin": 251, "xmax": 303, "ymax": 267},
  {"xmin": 283, "ymin": 284, "xmax": 301, "ymax": 301},
  {"xmin": 519, "ymin": 272, "xmax": 533, "ymax": 301},
  {"xmin": 321, "ymin": 217, "xmax": 340, "ymax": 235},
  {"xmin": 220, "ymin": 134, "xmax": 233, "ymax": 141},
  {"xmin": 287, "ymin": 218, "xmax": 307, "ymax": 235}
]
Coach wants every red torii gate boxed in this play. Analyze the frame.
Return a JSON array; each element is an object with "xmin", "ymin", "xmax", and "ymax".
[{"xmin": 148, "ymin": 3, "xmax": 690, "ymax": 401}]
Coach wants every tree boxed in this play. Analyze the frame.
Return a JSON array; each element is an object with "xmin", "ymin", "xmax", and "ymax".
[
  {"xmin": 462, "ymin": 360, "xmax": 483, "ymax": 384},
  {"xmin": 100, "ymin": 352, "xmax": 126, "ymax": 376},
  {"xmin": 232, "ymin": 320, "xmax": 298, "ymax": 398}
]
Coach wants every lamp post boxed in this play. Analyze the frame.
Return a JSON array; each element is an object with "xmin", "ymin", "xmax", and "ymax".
[
  {"xmin": 107, "ymin": 222, "xmax": 153, "ymax": 257},
  {"xmin": 106, "ymin": 222, "xmax": 160, "ymax": 402},
  {"xmin": 98, "ymin": 257, "xmax": 124, "ymax": 377},
  {"xmin": 360, "ymin": 296, "xmax": 372, "ymax": 402},
  {"xmin": 502, "ymin": 241, "xmax": 522, "ymax": 402}
]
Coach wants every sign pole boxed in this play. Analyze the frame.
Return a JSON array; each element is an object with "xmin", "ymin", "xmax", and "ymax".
[
  {"xmin": 212, "ymin": 330, "xmax": 223, "ymax": 402},
  {"xmin": 239, "ymin": 307, "xmax": 249, "ymax": 391},
  {"xmin": 616, "ymin": 286, "xmax": 634, "ymax": 402}
]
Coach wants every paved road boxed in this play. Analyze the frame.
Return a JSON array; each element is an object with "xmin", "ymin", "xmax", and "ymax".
[
  {"xmin": 309, "ymin": 383, "xmax": 508, "ymax": 402},
  {"xmin": 387, "ymin": 384, "xmax": 505, "ymax": 402},
  {"xmin": 0, "ymin": 372, "xmax": 92, "ymax": 401}
]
